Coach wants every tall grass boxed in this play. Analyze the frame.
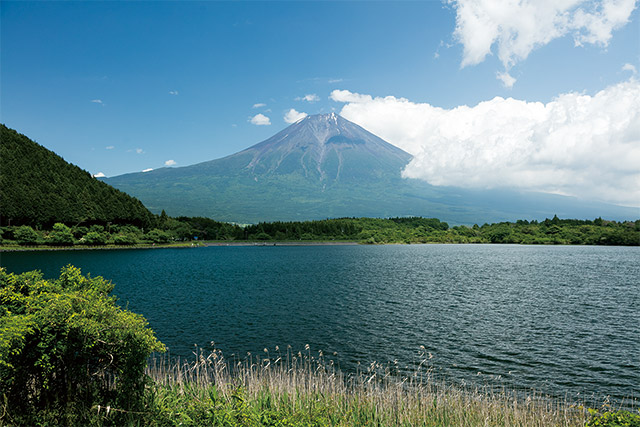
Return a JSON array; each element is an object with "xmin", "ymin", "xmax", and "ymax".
[{"xmin": 99, "ymin": 345, "xmax": 595, "ymax": 426}]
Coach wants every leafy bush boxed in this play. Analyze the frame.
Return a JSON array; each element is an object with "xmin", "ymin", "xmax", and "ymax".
[
  {"xmin": 72, "ymin": 225, "xmax": 89, "ymax": 239},
  {"xmin": 145, "ymin": 228, "xmax": 171, "ymax": 244},
  {"xmin": 46, "ymin": 222, "xmax": 75, "ymax": 245},
  {"xmin": 13, "ymin": 225, "xmax": 40, "ymax": 245},
  {"xmin": 82, "ymin": 230, "xmax": 108, "ymax": 245},
  {"xmin": 111, "ymin": 232, "xmax": 139, "ymax": 245},
  {"xmin": 254, "ymin": 232, "xmax": 271, "ymax": 241},
  {"xmin": 0, "ymin": 266, "xmax": 165, "ymax": 424},
  {"xmin": 585, "ymin": 409, "xmax": 640, "ymax": 427}
]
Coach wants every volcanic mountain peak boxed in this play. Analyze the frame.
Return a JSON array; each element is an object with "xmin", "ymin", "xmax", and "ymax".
[
  {"xmin": 248, "ymin": 112, "xmax": 396, "ymax": 151},
  {"xmin": 232, "ymin": 113, "xmax": 412, "ymax": 181}
]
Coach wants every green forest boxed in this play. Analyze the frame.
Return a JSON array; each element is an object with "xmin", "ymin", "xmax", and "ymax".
[{"xmin": 2, "ymin": 214, "xmax": 638, "ymax": 247}]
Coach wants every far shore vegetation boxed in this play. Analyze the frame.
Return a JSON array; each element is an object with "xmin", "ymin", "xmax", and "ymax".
[
  {"xmin": 1, "ymin": 214, "xmax": 639, "ymax": 249},
  {"xmin": 2, "ymin": 266, "xmax": 638, "ymax": 426}
]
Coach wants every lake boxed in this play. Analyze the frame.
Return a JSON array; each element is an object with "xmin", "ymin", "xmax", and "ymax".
[{"xmin": 2, "ymin": 244, "xmax": 638, "ymax": 405}]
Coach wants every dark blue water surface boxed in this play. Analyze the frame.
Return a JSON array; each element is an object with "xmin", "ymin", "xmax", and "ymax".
[{"xmin": 2, "ymin": 244, "xmax": 638, "ymax": 404}]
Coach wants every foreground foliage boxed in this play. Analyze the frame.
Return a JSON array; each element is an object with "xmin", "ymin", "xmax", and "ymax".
[
  {"xmin": 53, "ymin": 346, "xmax": 637, "ymax": 427},
  {"xmin": 0, "ymin": 266, "xmax": 165, "ymax": 425},
  {"xmin": 585, "ymin": 408, "xmax": 640, "ymax": 427}
]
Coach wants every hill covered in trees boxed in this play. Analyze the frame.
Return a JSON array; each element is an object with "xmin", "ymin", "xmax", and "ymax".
[{"xmin": 0, "ymin": 124, "xmax": 155, "ymax": 228}]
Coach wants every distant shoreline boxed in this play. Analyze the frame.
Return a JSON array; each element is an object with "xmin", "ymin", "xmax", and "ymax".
[
  {"xmin": 0, "ymin": 241, "xmax": 361, "ymax": 252},
  {"xmin": 203, "ymin": 241, "xmax": 359, "ymax": 247},
  {"xmin": 3, "ymin": 239, "xmax": 639, "ymax": 252}
]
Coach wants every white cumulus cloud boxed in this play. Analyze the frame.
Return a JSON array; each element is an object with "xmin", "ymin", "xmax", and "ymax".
[
  {"xmin": 284, "ymin": 108, "xmax": 308, "ymax": 124},
  {"xmin": 331, "ymin": 80, "xmax": 640, "ymax": 207},
  {"xmin": 165, "ymin": 159, "xmax": 177, "ymax": 166},
  {"xmin": 330, "ymin": 90, "xmax": 373, "ymax": 103},
  {"xmin": 250, "ymin": 113, "xmax": 271, "ymax": 125},
  {"xmin": 296, "ymin": 94, "xmax": 320, "ymax": 102},
  {"xmin": 92, "ymin": 172, "xmax": 106, "ymax": 178},
  {"xmin": 451, "ymin": 0, "xmax": 637, "ymax": 86}
]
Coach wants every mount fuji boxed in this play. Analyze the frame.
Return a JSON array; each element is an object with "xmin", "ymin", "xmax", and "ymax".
[{"xmin": 104, "ymin": 114, "xmax": 638, "ymax": 224}]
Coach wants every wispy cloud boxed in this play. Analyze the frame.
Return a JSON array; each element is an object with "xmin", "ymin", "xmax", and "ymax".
[
  {"xmin": 296, "ymin": 94, "xmax": 320, "ymax": 102},
  {"xmin": 450, "ymin": 0, "xmax": 637, "ymax": 87},
  {"xmin": 622, "ymin": 63, "xmax": 637, "ymax": 74},
  {"xmin": 250, "ymin": 113, "xmax": 271, "ymax": 125},
  {"xmin": 136, "ymin": 148, "xmax": 144, "ymax": 154},
  {"xmin": 328, "ymin": 78, "xmax": 344, "ymax": 84},
  {"xmin": 496, "ymin": 71, "xmax": 516, "ymax": 89},
  {"xmin": 91, "ymin": 99, "xmax": 104, "ymax": 105},
  {"xmin": 284, "ymin": 108, "xmax": 308, "ymax": 124},
  {"xmin": 331, "ymin": 79, "xmax": 640, "ymax": 206},
  {"xmin": 169, "ymin": 90, "xmax": 179, "ymax": 95},
  {"xmin": 92, "ymin": 172, "xmax": 106, "ymax": 178},
  {"xmin": 164, "ymin": 159, "xmax": 177, "ymax": 166},
  {"xmin": 253, "ymin": 103, "xmax": 267, "ymax": 108},
  {"xmin": 433, "ymin": 40, "xmax": 445, "ymax": 59},
  {"xmin": 105, "ymin": 145, "xmax": 114, "ymax": 150}
]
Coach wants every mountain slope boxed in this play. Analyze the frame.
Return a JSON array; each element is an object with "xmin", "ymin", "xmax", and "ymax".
[
  {"xmin": 224, "ymin": 112, "xmax": 412, "ymax": 182},
  {"xmin": 0, "ymin": 124, "xmax": 155, "ymax": 228},
  {"xmin": 104, "ymin": 114, "xmax": 639, "ymax": 224}
]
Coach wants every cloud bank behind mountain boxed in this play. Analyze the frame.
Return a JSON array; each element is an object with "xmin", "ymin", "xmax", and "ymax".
[{"xmin": 332, "ymin": 78, "xmax": 640, "ymax": 207}]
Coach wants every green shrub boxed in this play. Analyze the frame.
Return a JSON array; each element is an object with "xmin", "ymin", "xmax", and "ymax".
[
  {"xmin": 145, "ymin": 228, "xmax": 171, "ymax": 244},
  {"xmin": 586, "ymin": 409, "xmax": 640, "ymax": 427},
  {"xmin": 13, "ymin": 225, "xmax": 40, "ymax": 245},
  {"xmin": 111, "ymin": 232, "xmax": 138, "ymax": 245},
  {"xmin": 255, "ymin": 232, "xmax": 271, "ymax": 241},
  {"xmin": 82, "ymin": 230, "xmax": 108, "ymax": 245},
  {"xmin": 46, "ymin": 222, "xmax": 75, "ymax": 246},
  {"xmin": 0, "ymin": 266, "xmax": 165, "ymax": 425},
  {"xmin": 72, "ymin": 226, "xmax": 89, "ymax": 239}
]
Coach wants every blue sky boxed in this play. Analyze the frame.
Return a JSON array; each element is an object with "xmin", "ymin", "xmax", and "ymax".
[{"xmin": 2, "ymin": 1, "xmax": 639, "ymax": 206}]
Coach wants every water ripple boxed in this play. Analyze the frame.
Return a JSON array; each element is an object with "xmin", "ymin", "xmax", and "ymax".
[{"xmin": 2, "ymin": 244, "xmax": 638, "ymax": 405}]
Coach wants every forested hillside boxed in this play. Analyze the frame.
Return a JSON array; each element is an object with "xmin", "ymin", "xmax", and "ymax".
[{"xmin": 0, "ymin": 124, "xmax": 155, "ymax": 228}]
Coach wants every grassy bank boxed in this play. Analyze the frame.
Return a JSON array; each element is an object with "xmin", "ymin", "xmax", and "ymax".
[
  {"xmin": 77, "ymin": 347, "xmax": 613, "ymax": 427},
  {"xmin": 4, "ymin": 348, "xmax": 638, "ymax": 427}
]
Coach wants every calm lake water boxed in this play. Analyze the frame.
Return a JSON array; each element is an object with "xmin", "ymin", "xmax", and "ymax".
[{"xmin": 2, "ymin": 244, "xmax": 638, "ymax": 404}]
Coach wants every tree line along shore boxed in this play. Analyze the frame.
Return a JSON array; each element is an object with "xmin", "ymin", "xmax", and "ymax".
[{"xmin": 1, "ymin": 214, "xmax": 639, "ymax": 248}]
